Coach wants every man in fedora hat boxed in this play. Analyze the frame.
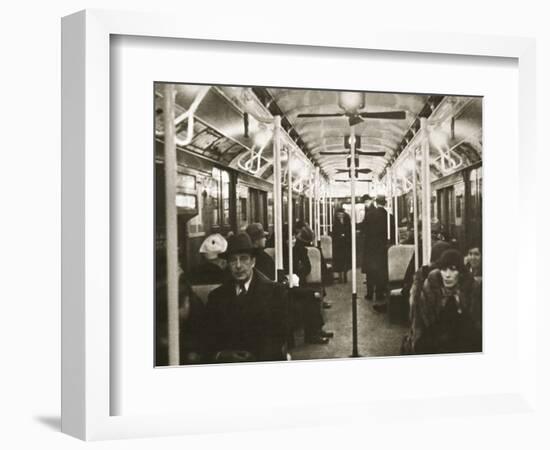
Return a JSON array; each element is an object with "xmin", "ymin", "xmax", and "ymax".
[
  {"xmin": 245, "ymin": 222, "xmax": 275, "ymax": 281},
  {"xmin": 202, "ymin": 232, "xmax": 287, "ymax": 363},
  {"xmin": 362, "ymin": 194, "xmax": 396, "ymax": 307}
]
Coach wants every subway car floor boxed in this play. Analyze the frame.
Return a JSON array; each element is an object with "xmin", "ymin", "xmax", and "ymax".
[{"xmin": 290, "ymin": 269, "xmax": 408, "ymax": 361}]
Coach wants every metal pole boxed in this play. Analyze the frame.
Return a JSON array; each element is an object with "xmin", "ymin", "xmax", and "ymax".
[
  {"xmin": 308, "ymin": 174, "xmax": 313, "ymax": 230},
  {"xmin": 329, "ymin": 190, "xmax": 333, "ymax": 233},
  {"xmin": 322, "ymin": 185, "xmax": 327, "ymax": 235},
  {"xmin": 412, "ymin": 148, "xmax": 419, "ymax": 270},
  {"xmin": 386, "ymin": 174, "xmax": 391, "ymax": 240},
  {"xmin": 315, "ymin": 167, "xmax": 320, "ymax": 246},
  {"xmin": 273, "ymin": 117, "xmax": 284, "ymax": 278},
  {"xmin": 163, "ymin": 84, "xmax": 180, "ymax": 366},
  {"xmin": 350, "ymin": 132, "xmax": 359, "ymax": 357},
  {"xmin": 287, "ymin": 149, "xmax": 294, "ymax": 287},
  {"xmin": 394, "ymin": 170, "xmax": 399, "ymax": 245},
  {"xmin": 420, "ymin": 118, "xmax": 432, "ymax": 265}
]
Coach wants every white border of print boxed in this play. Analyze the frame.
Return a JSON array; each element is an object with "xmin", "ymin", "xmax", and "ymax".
[
  {"xmin": 112, "ymin": 38, "xmax": 517, "ymax": 418},
  {"xmin": 61, "ymin": 9, "xmax": 537, "ymax": 441}
]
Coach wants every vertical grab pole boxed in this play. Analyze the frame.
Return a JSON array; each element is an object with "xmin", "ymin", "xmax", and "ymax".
[
  {"xmin": 329, "ymin": 190, "xmax": 333, "ymax": 233},
  {"xmin": 350, "ymin": 131, "xmax": 360, "ymax": 357},
  {"xmin": 324, "ymin": 186, "xmax": 329, "ymax": 235},
  {"xmin": 308, "ymin": 173, "xmax": 313, "ymax": 230},
  {"xmin": 273, "ymin": 116, "xmax": 284, "ymax": 280},
  {"xmin": 394, "ymin": 170, "xmax": 399, "ymax": 245},
  {"xmin": 287, "ymin": 148, "xmax": 293, "ymax": 287},
  {"xmin": 420, "ymin": 118, "xmax": 432, "ymax": 265},
  {"xmin": 317, "ymin": 185, "xmax": 323, "ymax": 237},
  {"xmin": 163, "ymin": 84, "xmax": 180, "ymax": 366},
  {"xmin": 412, "ymin": 147, "xmax": 419, "ymax": 270},
  {"xmin": 386, "ymin": 173, "xmax": 391, "ymax": 240},
  {"xmin": 315, "ymin": 167, "xmax": 321, "ymax": 246}
]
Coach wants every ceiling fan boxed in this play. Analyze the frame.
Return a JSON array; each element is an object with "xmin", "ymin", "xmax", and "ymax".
[
  {"xmin": 296, "ymin": 92, "xmax": 407, "ymax": 126},
  {"xmin": 335, "ymin": 168, "xmax": 372, "ymax": 174},
  {"xmin": 319, "ymin": 150, "xmax": 386, "ymax": 157}
]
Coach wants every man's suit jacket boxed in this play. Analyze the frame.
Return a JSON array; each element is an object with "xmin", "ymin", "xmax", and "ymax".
[{"xmin": 203, "ymin": 269, "xmax": 287, "ymax": 362}]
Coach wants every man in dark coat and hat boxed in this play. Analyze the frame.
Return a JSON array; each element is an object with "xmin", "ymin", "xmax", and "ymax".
[
  {"xmin": 202, "ymin": 232, "xmax": 287, "ymax": 363},
  {"xmin": 360, "ymin": 194, "xmax": 376, "ymax": 283},
  {"xmin": 332, "ymin": 208, "xmax": 352, "ymax": 283},
  {"xmin": 362, "ymin": 195, "xmax": 396, "ymax": 303}
]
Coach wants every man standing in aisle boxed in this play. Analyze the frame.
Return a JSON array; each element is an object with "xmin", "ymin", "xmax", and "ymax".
[
  {"xmin": 362, "ymin": 195, "xmax": 395, "ymax": 308},
  {"xmin": 360, "ymin": 194, "xmax": 376, "ymax": 289}
]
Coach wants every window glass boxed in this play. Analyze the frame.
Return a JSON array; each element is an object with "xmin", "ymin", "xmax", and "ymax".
[
  {"xmin": 175, "ymin": 194, "xmax": 196, "ymax": 209},
  {"xmin": 177, "ymin": 174, "xmax": 196, "ymax": 190},
  {"xmin": 221, "ymin": 170, "xmax": 230, "ymax": 225}
]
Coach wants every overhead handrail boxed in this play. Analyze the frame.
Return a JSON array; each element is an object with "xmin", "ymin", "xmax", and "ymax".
[
  {"xmin": 237, "ymin": 138, "xmax": 270, "ymax": 175},
  {"xmin": 156, "ymin": 86, "xmax": 210, "ymax": 147}
]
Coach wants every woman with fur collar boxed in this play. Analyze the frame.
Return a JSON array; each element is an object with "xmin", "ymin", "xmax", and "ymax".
[{"xmin": 407, "ymin": 249, "xmax": 482, "ymax": 354}]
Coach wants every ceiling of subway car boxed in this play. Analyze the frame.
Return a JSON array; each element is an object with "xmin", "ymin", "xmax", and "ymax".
[
  {"xmin": 155, "ymin": 83, "xmax": 482, "ymax": 191},
  {"xmin": 266, "ymin": 88, "xmax": 428, "ymax": 176}
]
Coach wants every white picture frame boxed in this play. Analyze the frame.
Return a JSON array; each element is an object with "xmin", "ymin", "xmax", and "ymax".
[{"xmin": 61, "ymin": 9, "xmax": 537, "ymax": 441}]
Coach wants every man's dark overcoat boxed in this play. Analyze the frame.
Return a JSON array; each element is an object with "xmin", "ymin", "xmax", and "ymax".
[
  {"xmin": 362, "ymin": 206, "xmax": 396, "ymax": 284},
  {"xmin": 332, "ymin": 213, "xmax": 352, "ymax": 272},
  {"xmin": 254, "ymin": 249, "xmax": 276, "ymax": 281},
  {"xmin": 203, "ymin": 269, "xmax": 287, "ymax": 362}
]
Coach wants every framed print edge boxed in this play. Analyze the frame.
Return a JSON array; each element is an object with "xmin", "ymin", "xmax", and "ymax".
[
  {"xmin": 61, "ymin": 9, "xmax": 538, "ymax": 441},
  {"xmin": 61, "ymin": 10, "xmax": 86, "ymax": 441}
]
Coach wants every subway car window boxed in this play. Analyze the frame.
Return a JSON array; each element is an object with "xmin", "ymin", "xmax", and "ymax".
[{"xmin": 154, "ymin": 82, "xmax": 483, "ymax": 366}]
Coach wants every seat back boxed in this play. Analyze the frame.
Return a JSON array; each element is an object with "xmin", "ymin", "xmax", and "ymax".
[
  {"xmin": 264, "ymin": 246, "xmax": 321, "ymax": 286},
  {"xmin": 305, "ymin": 246, "xmax": 322, "ymax": 284},
  {"xmin": 320, "ymin": 235, "xmax": 332, "ymax": 260},
  {"xmin": 191, "ymin": 284, "xmax": 220, "ymax": 305},
  {"xmin": 388, "ymin": 244, "xmax": 415, "ymax": 283}
]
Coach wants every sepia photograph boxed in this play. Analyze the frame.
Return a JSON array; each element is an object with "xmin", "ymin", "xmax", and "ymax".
[{"xmin": 154, "ymin": 83, "xmax": 483, "ymax": 366}]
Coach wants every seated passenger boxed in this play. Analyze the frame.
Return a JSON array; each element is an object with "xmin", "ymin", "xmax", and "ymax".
[
  {"xmin": 155, "ymin": 272, "xmax": 205, "ymax": 365},
  {"xmin": 294, "ymin": 220, "xmax": 313, "ymax": 245},
  {"xmin": 466, "ymin": 243, "xmax": 482, "ymax": 281},
  {"xmin": 188, "ymin": 233, "xmax": 229, "ymax": 284},
  {"xmin": 178, "ymin": 275, "xmax": 207, "ymax": 364},
  {"xmin": 295, "ymin": 220, "xmax": 332, "ymax": 290},
  {"xmin": 202, "ymin": 232, "xmax": 287, "ymax": 363},
  {"xmin": 283, "ymin": 224, "xmax": 332, "ymax": 344},
  {"xmin": 401, "ymin": 239, "xmax": 450, "ymax": 300},
  {"xmin": 246, "ymin": 222, "xmax": 275, "ymax": 281},
  {"xmin": 404, "ymin": 249, "xmax": 482, "ymax": 354},
  {"xmin": 284, "ymin": 224, "xmax": 312, "ymax": 286}
]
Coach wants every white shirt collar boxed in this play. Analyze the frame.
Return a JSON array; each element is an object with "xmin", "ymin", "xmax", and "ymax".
[{"xmin": 236, "ymin": 275, "xmax": 253, "ymax": 295}]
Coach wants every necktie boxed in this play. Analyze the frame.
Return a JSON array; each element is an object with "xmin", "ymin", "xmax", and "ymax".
[{"xmin": 237, "ymin": 282, "xmax": 247, "ymax": 297}]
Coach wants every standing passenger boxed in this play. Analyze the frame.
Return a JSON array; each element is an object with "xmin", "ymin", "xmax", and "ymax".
[
  {"xmin": 363, "ymin": 195, "xmax": 395, "ymax": 304},
  {"xmin": 332, "ymin": 208, "xmax": 352, "ymax": 283},
  {"xmin": 360, "ymin": 194, "xmax": 376, "ymax": 285}
]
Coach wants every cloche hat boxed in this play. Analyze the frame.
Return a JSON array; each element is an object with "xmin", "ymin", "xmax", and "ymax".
[
  {"xmin": 199, "ymin": 233, "xmax": 227, "ymax": 260},
  {"xmin": 436, "ymin": 249, "xmax": 465, "ymax": 272}
]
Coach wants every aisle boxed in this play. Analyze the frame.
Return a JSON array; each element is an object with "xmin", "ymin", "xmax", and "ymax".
[{"xmin": 290, "ymin": 269, "xmax": 408, "ymax": 361}]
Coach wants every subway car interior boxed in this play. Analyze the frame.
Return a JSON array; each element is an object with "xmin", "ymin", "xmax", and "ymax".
[{"xmin": 154, "ymin": 83, "xmax": 483, "ymax": 366}]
